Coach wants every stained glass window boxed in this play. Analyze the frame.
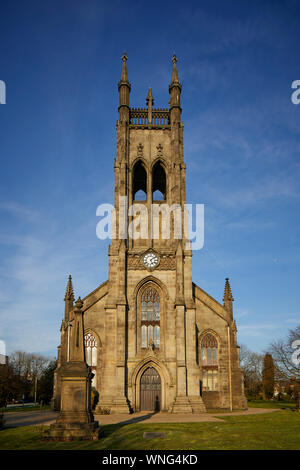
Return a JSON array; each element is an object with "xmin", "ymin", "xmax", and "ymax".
[
  {"xmin": 141, "ymin": 301, "xmax": 147, "ymax": 321},
  {"xmin": 201, "ymin": 333, "xmax": 218, "ymax": 391},
  {"xmin": 148, "ymin": 325, "xmax": 153, "ymax": 342},
  {"xmin": 140, "ymin": 287, "xmax": 160, "ymax": 348},
  {"xmin": 202, "ymin": 369, "xmax": 218, "ymax": 391},
  {"xmin": 154, "ymin": 325, "xmax": 160, "ymax": 347},
  {"xmin": 84, "ymin": 332, "xmax": 97, "ymax": 388},
  {"xmin": 141, "ymin": 325, "xmax": 147, "ymax": 348},
  {"xmin": 201, "ymin": 334, "xmax": 218, "ymax": 366},
  {"xmin": 154, "ymin": 301, "xmax": 159, "ymax": 321}
]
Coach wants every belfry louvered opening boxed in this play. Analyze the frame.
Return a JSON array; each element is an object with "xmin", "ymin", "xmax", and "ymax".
[
  {"xmin": 133, "ymin": 160, "xmax": 147, "ymax": 200},
  {"xmin": 152, "ymin": 161, "xmax": 166, "ymax": 201}
]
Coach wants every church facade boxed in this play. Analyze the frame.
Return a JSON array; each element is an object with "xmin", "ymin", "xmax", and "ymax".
[{"xmin": 53, "ymin": 55, "xmax": 247, "ymax": 414}]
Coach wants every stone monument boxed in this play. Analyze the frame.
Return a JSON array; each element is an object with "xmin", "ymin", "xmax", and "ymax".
[{"xmin": 47, "ymin": 297, "xmax": 101, "ymax": 440}]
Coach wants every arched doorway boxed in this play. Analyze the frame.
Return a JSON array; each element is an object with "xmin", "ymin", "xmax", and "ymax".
[{"xmin": 140, "ymin": 367, "xmax": 161, "ymax": 411}]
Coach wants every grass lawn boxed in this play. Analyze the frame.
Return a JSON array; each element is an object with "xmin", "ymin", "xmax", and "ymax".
[
  {"xmin": 0, "ymin": 409, "xmax": 299, "ymax": 450},
  {"xmin": 2, "ymin": 405, "xmax": 51, "ymax": 413},
  {"xmin": 247, "ymin": 399, "xmax": 296, "ymax": 410}
]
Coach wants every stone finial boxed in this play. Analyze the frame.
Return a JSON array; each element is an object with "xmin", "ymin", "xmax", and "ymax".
[
  {"xmin": 120, "ymin": 52, "xmax": 129, "ymax": 82},
  {"xmin": 146, "ymin": 87, "xmax": 154, "ymax": 124},
  {"xmin": 170, "ymin": 54, "xmax": 180, "ymax": 85},
  {"xmin": 146, "ymin": 87, "xmax": 154, "ymax": 106},
  {"xmin": 74, "ymin": 296, "xmax": 83, "ymax": 311}
]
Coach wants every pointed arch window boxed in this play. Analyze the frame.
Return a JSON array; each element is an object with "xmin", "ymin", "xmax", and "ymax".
[
  {"xmin": 140, "ymin": 287, "xmax": 160, "ymax": 348},
  {"xmin": 152, "ymin": 161, "xmax": 166, "ymax": 201},
  {"xmin": 133, "ymin": 160, "xmax": 147, "ymax": 201},
  {"xmin": 201, "ymin": 333, "xmax": 218, "ymax": 391},
  {"xmin": 85, "ymin": 332, "xmax": 97, "ymax": 388}
]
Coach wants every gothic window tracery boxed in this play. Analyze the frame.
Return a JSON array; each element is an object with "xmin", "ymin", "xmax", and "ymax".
[
  {"xmin": 84, "ymin": 332, "xmax": 97, "ymax": 388},
  {"xmin": 140, "ymin": 287, "xmax": 160, "ymax": 348},
  {"xmin": 201, "ymin": 333, "xmax": 218, "ymax": 391}
]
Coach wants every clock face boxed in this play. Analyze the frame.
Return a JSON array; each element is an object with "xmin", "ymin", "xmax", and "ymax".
[{"xmin": 143, "ymin": 252, "xmax": 159, "ymax": 269}]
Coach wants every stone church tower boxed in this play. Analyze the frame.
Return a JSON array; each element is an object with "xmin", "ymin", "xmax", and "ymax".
[{"xmin": 53, "ymin": 55, "xmax": 247, "ymax": 413}]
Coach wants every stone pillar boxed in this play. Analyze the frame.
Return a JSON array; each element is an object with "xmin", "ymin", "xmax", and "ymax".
[
  {"xmin": 171, "ymin": 303, "xmax": 193, "ymax": 413},
  {"xmin": 109, "ymin": 240, "xmax": 130, "ymax": 414},
  {"xmin": 186, "ymin": 307, "xmax": 206, "ymax": 413},
  {"xmin": 96, "ymin": 306, "xmax": 117, "ymax": 412},
  {"xmin": 110, "ymin": 303, "xmax": 131, "ymax": 413}
]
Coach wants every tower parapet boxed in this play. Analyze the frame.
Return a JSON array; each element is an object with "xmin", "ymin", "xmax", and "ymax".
[{"xmin": 130, "ymin": 107, "xmax": 170, "ymax": 126}]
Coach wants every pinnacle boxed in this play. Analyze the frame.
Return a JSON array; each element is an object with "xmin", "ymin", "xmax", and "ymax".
[
  {"xmin": 170, "ymin": 54, "xmax": 180, "ymax": 85},
  {"xmin": 223, "ymin": 277, "xmax": 234, "ymax": 302},
  {"xmin": 120, "ymin": 52, "xmax": 129, "ymax": 83},
  {"xmin": 64, "ymin": 274, "xmax": 74, "ymax": 302},
  {"xmin": 146, "ymin": 87, "xmax": 154, "ymax": 106}
]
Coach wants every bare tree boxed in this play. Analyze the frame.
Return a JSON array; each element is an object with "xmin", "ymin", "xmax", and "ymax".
[
  {"xmin": 270, "ymin": 327, "xmax": 300, "ymax": 380},
  {"xmin": 9, "ymin": 351, "xmax": 30, "ymax": 378},
  {"xmin": 269, "ymin": 326, "xmax": 300, "ymax": 410},
  {"xmin": 239, "ymin": 344, "xmax": 264, "ymax": 398},
  {"xmin": 8, "ymin": 351, "xmax": 50, "ymax": 403},
  {"xmin": 9, "ymin": 352, "xmax": 49, "ymax": 380},
  {"xmin": 27, "ymin": 354, "xmax": 49, "ymax": 380}
]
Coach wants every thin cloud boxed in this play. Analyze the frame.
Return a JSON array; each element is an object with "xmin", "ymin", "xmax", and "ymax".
[{"xmin": 0, "ymin": 201, "xmax": 39, "ymax": 222}]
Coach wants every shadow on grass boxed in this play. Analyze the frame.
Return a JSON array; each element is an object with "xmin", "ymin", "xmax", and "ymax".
[{"xmin": 100, "ymin": 412, "xmax": 156, "ymax": 439}]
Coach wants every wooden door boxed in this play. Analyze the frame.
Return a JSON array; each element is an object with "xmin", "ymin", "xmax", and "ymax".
[{"xmin": 140, "ymin": 367, "xmax": 161, "ymax": 411}]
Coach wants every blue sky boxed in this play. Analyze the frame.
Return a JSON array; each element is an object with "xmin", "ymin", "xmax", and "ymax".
[{"xmin": 0, "ymin": 0, "xmax": 299, "ymax": 358}]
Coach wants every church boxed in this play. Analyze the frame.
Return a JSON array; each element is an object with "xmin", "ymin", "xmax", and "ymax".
[{"xmin": 53, "ymin": 55, "xmax": 247, "ymax": 414}]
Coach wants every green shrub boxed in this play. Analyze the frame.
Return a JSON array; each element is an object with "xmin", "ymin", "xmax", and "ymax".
[
  {"xmin": 0, "ymin": 412, "xmax": 5, "ymax": 430},
  {"xmin": 97, "ymin": 407, "xmax": 110, "ymax": 415}
]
